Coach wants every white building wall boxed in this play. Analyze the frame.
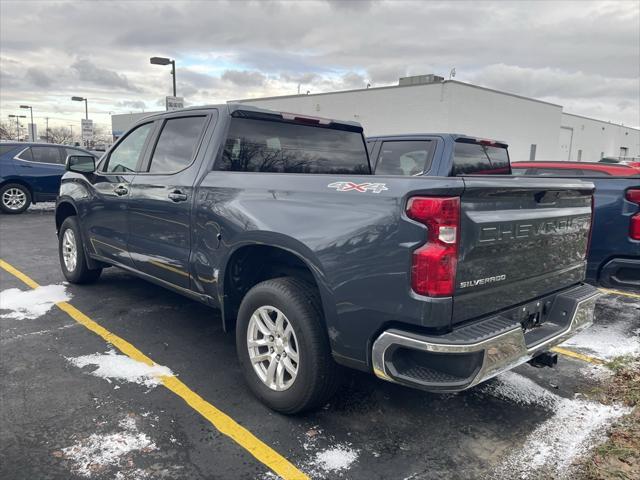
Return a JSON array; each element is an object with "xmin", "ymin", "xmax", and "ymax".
[
  {"xmin": 239, "ymin": 81, "xmax": 563, "ymax": 162},
  {"xmin": 237, "ymin": 83, "xmax": 451, "ymax": 135},
  {"xmin": 560, "ymin": 113, "xmax": 640, "ymax": 162},
  {"xmin": 445, "ymin": 82, "xmax": 562, "ymax": 161}
]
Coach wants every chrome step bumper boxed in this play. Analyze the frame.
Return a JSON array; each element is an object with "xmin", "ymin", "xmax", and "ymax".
[{"xmin": 371, "ymin": 284, "xmax": 600, "ymax": 392}]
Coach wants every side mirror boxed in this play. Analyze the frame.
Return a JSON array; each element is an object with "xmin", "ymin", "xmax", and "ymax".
[{"xmin": 66, "ymin": 155, "xmax": 95, "ymax": 173}]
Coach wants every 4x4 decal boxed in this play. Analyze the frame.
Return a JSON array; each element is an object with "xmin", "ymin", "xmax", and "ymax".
[{"xmin": 328, "ymin": 181, "xmax": 388, "ymax": 193}]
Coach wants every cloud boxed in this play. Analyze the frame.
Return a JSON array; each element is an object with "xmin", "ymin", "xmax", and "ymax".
[
  {"xmin": 71, "ymin": 58, "xmax": 142, "ymax": 92},
  {"xmin": 0, "ymin": 0, "xmax": 637, "ymax": 128},
  {"xmin": 117, "ymin": 100, "xmax": 147, "ymax": 110},
  {"xmin": 25, "ymin": 67, "xmax": 53, "ymax": 88},
  {"xmin": 222, "ymin": 70, "xmax": 267, "ymax": 87}
]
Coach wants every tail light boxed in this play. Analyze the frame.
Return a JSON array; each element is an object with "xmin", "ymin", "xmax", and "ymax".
[
  {"xmin": 406, "ymin": 196, "xmax": 460, "ymax": 297},
  {"xmin": 627, "ymin": 188, "xmax": 640, "ymax": 240}
]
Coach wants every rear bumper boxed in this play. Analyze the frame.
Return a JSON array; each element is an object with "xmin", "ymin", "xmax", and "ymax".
[
  {"xmin": 599, "ymin": 257, "xmax": 640, "ymax": 290},
  {"xmin": 371, "ymin": 284, "xmax": 599, "ymax": 392}
]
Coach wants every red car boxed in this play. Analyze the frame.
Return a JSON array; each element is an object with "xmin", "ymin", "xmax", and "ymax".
[{"xmin": 512, "ymin": 161, "xmax": 640, "ymax": 177}]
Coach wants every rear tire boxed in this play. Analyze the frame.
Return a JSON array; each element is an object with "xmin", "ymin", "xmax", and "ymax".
[
  {"xmin": 58, "ymin": 216, "xmax": 102, "ymax": 284},
  {"xmin": 236, "ymin": 277, "xmax": 339, "ymax": 414},
  {"xmin": 0, "ymin": 183, "xmax": 31, "ymax": 214}
]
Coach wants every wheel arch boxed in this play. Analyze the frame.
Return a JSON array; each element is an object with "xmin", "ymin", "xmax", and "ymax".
[
  {"xmin": 220, "ymin": 240, "xmax": 336, "ymax": 335},
  {"xmin": 55, "ymin": 199, "xmax": 78, "ymax": 232}
]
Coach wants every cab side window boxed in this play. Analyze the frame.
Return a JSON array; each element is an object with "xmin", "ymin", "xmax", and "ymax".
[
  {"xmin": 147, "ymin": 116, "xmax": 206, "ymax": 174},
  {"xmin": 104, "ymin": 123, "xmax": 154, "ymax": 173}
]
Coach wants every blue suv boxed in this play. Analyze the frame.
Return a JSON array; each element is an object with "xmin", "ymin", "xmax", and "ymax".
[{"xmin": 0, "ymin": 142, "xmax": 96, "ymax": 214}]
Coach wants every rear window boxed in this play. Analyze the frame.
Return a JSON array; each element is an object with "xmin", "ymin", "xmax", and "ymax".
[
  {"xmin": 375, "ymin": 140, "xmax": 435, "ymax": 176},
  {"xmin": 452, "ymin": 142, "xmax": 510, "ymax": 175},
  {"xmin": 215, "ymin": 118, "xmax": 370, "ymax": 174}
]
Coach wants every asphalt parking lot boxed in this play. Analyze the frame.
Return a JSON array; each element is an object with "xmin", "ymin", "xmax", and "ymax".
[{"xmin": 1, "ymin": 206, "xmax": 639, "ymax": 480}]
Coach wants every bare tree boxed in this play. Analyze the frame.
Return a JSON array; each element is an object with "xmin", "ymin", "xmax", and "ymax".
[
  {"xmin": 0, "ymin": 121, "xmax": 15, "ymax": 140},
  {"xmin": 47, "ymin": 126, "xmax": 74, "ymax": 145}
]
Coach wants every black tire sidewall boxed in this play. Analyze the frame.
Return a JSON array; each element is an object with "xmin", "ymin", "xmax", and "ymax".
[
  {"xmin": 58, "ymin": 216, "xmax": 99, "ymax": 283},
  {"xmin": 0, "ymin": 184, "xmax": 31, "ymax": 214},
  {"xmin": 236, "ymin": 279, "xmax": 329, "ymax": 413}
]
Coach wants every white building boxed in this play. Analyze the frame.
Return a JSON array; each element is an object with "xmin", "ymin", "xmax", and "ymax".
[
  {"xmin": 110, "ymin": 75, "xmax": 639, "ymax": 163},
  {"xmin": 234, "ymin": 76, "xmax": 639, "ymax": 163}
]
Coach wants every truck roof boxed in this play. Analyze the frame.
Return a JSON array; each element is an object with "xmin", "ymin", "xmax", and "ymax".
[
  {"xmin": 131, "ymin": 103, "xmax": 364, "ymax": 133},
  {"xmin": 367, "ymin": 133, "xmax": 508, "ymax": 147}
]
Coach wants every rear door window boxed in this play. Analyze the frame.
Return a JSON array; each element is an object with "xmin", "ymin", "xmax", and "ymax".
[
  {"xmin": 452, "ymin": 142, "xmax": 510, "ymax": 175},
  {"xmin": 30, "ymin": 146, "xmax": 64, "ymax": 164},
  {"xmin": 375, "ymin": 140, "xmax": 435, "ymax": 176},
  {"xmin": 216, "ymin": 118, "xmax": 369, "ymax": 174},
  {"xmin": 148, "ymin": 116, "xmax": 207, "ymax": 174}
]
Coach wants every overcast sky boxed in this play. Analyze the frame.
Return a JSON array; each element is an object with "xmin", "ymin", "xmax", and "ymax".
[{"xmin": 1, "ymin": 0, "xmax": 638, "ymax": 132}]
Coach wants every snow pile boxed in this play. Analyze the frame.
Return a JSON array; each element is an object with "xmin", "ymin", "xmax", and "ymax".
[
  {"xmin": 0, "ymin": 284, "xmax": 70, "ymax": 320},
  {"xmin": 66, "ymin": 350, "xmax": 173, "ymax": 388},
  {"xmin": 312, "ymin": 446, "xmax": 359, "ymax": 473},
  {"xmin": 489, "ymin": 372, "xmax": 630, "ymax": 479},
  {"xmin": 28, "ymin": 202, "xmax": 55, "ymax": 212},
  {"xmin": 61, "ymin": 416, "xmax": 157, "ymax": 477}
]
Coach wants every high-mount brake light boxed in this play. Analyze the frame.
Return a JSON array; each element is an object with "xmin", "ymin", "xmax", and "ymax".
[
  {"xmin": 626, "ymin": 188, "xmax": 640, "ymax": 240},
  {"xmin": 406, "ymin": 196, "xmax": 460, "ymax": 297},
  {"xmin": 281, "ymin": 112, "xmax": 331, "ymax": 125},
  {"xmin": 478, "ymin": 139, "xmax": 496, "ymax": 146}
]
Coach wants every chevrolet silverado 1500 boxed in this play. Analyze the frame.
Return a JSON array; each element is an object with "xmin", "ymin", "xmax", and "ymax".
[{"xmin": 55, "ymin": 105, "xmax": 599, "ymax": 413}]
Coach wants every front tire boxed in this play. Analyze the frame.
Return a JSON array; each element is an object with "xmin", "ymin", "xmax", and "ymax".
[
  {"xmin": 236, "ymin": 277, "xmax": 339, "ymax": 414},
  {"xmin": 58, "ymin": 216, "xmax": 102, "ymax": 284},
  {"xmin": 0, "ymin": 183, "xmax": 31, "ymax": 214}
]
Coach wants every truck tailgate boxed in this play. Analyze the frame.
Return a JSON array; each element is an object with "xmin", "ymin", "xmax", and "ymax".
[{"xmin": 453, "ymin": 177, "xmax": 594, "ymax": 324}]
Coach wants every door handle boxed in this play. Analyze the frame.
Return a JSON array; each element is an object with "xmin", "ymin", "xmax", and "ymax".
[
  {"xmin": 114, "ymin": 184, "xmax": 128, "ymax": 196},
  {"xmin": 168, "ymin": 190, "xmax": 188, "ymax": 202}
]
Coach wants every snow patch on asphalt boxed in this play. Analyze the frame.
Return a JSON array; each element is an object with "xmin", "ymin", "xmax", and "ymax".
[
  {"xmin": 560, "ymin": 306, "xmax": 640, "ymax": 360},
  {"xmin": 66, "ymin": 350, "xmax": 173, "ymax": 388},
  {"xmin": 0, "ymin": 284, "xmax": 70, "ymax": 320},
  {"xmin": 29, "ymin": 201, "xmax": 55, "ymax": 211},
  {"xmin": 60, "ymin": 416, "xmax": 157, "ymax": 477},
  {"xmin": 311, "ymin": 445, "xmax": 359, "ymax": 473},
  {"xmin": 490, "ymin": 372, "xmax": 630, "ymax": 479}
]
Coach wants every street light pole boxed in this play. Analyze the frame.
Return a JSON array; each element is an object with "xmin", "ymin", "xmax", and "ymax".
[
  {"xmin": 71, "ymin": 96, "xmax": 89, "ymax": 120},
  {"xmin": 69, "ymin": 125, "xmax": 74, "ymax": 144},
  {"xmin": 8, "ymin": 114, "xmax": 26, "ymax": 141},
  {"xmin": 19, "ymin": 105, "xmax": 34, "ymax": 141},
  {"xmin": 150, "ymin": 56, "xmax": 177, "ymax": 97}
]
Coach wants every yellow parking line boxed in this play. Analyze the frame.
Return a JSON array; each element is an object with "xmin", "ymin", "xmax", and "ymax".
[
  {"xmin": 598, "ymin": 287, "xmax": 640, "ymax": 300},
  {"xmin": 0, "ymin": 259, "xmax": 309, "ymax": 480},
  {"xmin": 550, "ymin": 346, "xmax": 605, "ymax": 365}
]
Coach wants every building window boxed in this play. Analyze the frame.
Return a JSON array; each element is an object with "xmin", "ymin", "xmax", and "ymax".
[
  {"xmin": 529, "ymin": 144, "xmax": 537, "ymax": 161},
  {"xmin": 620, "ymin": 147, "xmax": 628, "ymax": 157},
  {"xmin": 577, "ymin": 149, "xmax": 582, "ymax": 161}
]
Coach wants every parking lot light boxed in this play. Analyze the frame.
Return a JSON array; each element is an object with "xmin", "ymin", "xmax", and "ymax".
[
  {"xmin": 8, "ymin": 114, "xmax": 27, "ymax": 141},
  {"xmin": 19, "ymin": 105, "xmax": 35, "ymax": 140},
  {"xmin": 150, "ymin": 56, "xmax": 176, "ymax": 97},
  {"xmin": 71, "ymin": 96, "xmax": 89, "ymax": 120}
]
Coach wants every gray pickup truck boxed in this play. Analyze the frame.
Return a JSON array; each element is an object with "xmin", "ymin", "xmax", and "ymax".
[{"xmin": 56, "ymin": 104, "xmax": 599, "ymax": 413}]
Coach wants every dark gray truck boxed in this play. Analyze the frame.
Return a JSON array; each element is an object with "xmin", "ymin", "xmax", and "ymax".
[{"xmin": 56, "ymin": 105, "xmax": 599, "ymax": 413}]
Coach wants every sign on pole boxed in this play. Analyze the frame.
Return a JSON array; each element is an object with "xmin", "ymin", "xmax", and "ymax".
[
  {"xmin": 81, "ymin": 119, "xmax": 94, "ymax": 141},
  {"xmin": 166, "ymin": 96, "xmax": 184, "ymax": 111}
]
